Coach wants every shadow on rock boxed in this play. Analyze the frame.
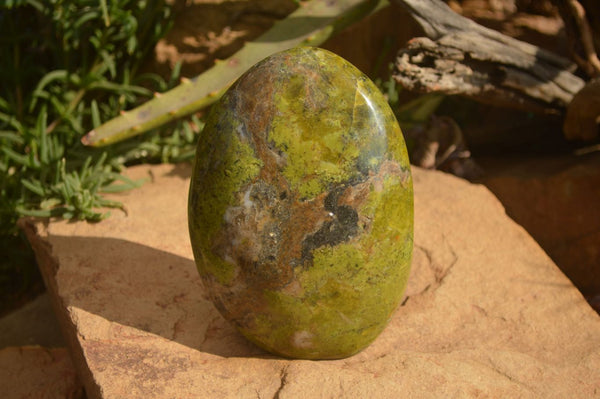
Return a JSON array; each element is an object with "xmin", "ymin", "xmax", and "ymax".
[{"xmin": 46, "ymin": 235, "xmax": 271, "ymax": 359}]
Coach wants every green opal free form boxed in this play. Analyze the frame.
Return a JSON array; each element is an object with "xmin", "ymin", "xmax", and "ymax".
[{"xmin": 188, "ymin": 47, "xmax": 413, "ymax": 359}]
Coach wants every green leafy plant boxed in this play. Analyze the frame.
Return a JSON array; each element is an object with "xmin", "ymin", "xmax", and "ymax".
[
  {"xmin": 0, "ymin": 0, "xmax": 201, "ymax": 308},
  {"xmin": 0, "ymin": 0, "xmax": 194, "ymax": 232}
]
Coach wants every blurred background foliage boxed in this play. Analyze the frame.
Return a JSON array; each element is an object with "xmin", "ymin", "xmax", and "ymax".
[{"xmin": 0, "ymin": 0, "xmax": 202, "ymax": 313}]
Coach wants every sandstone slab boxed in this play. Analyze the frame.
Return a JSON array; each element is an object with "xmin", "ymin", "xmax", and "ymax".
[
  {"xmin": 479, "ymin": 153, "xmax": 600, "ymax": 296},
  {"xmin": 20, "ymin": 163, "xmax": 600, "ymax": 398},
  {"xmin": 0, "ymin": 346, "xmax": 83, "ymax": 399}
]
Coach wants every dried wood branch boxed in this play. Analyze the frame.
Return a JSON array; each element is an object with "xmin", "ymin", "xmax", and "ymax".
[{"xmin": 391, "ymin": 0, "xmax": 585, "ymax": 114}]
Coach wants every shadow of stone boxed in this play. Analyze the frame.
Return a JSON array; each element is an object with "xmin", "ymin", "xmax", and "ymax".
[
  {"xmin": 165, "ymin": 161, "xmax": 193, "ymax": 180},
  {"xmin": 47, "ymin": 235, "xmax": 271, "ymax": 359}
]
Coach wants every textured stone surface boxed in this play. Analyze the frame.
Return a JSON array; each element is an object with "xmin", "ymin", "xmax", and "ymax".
[
  {"xmin": 20, "ymin": 163, "xmax": 600, "ymax": 398},
  {"xmin": 0, "ymin": 346, "xmax": 83, "ymax": 399},
  {"xmin": 189, "ymin": 47, "xmax": 413, "ymax": 359},
  {"xmin": 479, "ymin": 153, "xmax": 600, "ymax": 296}
]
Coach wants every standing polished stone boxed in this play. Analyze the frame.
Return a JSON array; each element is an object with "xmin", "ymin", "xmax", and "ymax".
[{"xmin": 188, "ymin": 47, "xmax": 413, "ymax": 359}]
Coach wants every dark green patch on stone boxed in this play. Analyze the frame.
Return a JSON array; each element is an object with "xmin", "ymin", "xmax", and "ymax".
[{"xmin": 301, "ymin": 185, "xmax": 359, "ymax": 263}]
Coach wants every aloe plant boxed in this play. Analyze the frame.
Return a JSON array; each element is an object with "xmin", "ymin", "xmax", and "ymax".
[{"xmin": 82, "ymin": 0, "xmax": 389, "ymax": 147}]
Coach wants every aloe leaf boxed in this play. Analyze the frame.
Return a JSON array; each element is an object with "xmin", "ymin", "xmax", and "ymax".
[{"xmin": 82, "ymin": 0, "xmax": 388, "ymax": 147}]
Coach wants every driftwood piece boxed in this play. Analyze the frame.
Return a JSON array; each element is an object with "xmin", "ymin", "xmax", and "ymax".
[{"xmin": 391, "ymin": 0, "xmax": 585, "ymax": 114}]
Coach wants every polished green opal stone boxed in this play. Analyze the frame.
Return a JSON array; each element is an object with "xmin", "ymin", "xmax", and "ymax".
[{"xmin": 188, "ymin": 47, "xmax": 413, "ymax": 359}]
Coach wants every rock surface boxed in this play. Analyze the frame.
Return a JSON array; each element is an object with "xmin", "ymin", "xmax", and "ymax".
[
  {"xmin": 479, "ymin": 153, "xmax": 600, "ymax": 296},
  {"xmin": 0, "ymin": 346, "xmax": 83, "ymax": 399},
  {"xmin": 20, "ymin": 163, "xmax": 600, "ymax": 398}
]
